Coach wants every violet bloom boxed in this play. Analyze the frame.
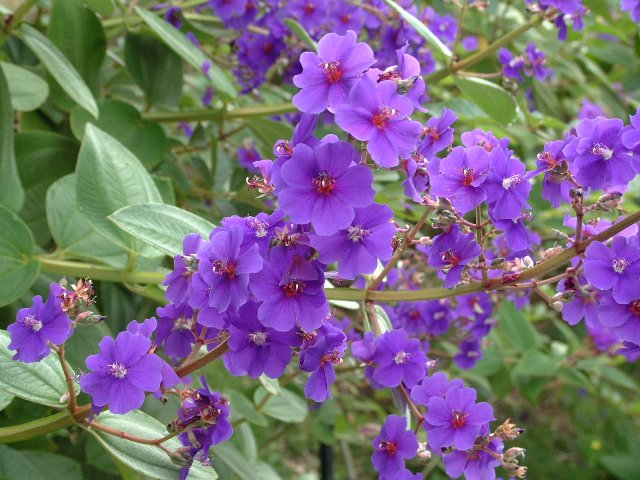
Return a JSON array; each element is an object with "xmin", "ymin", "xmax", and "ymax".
[
  {"xmin": 192, "ymin": 225, "xmax": 263, "ymax": 313},
  {"xmin": 165, "ymin": 6, "xmax": 182, "ymax": 29},
  {"xmin": 371, "ymin": 329, "xmax": 427, "ymax": 388},
  {"xmin": 622, "ymin": 106, "xmax": 640, "ymax": 172},
  {"xmin": 163, "ymin": 233, "xmax": 206, "ymax": 306},
  {"xmin": 287, "ymin": 0, "xmax": 327, "ymax": 30},
  {"xmin": 227, "ymin": 302, "xmax": 298, "ymax": 378},
  {"xmin": 443, "ymin": 438, "xmax": 503, "ymax": 480},
  {"xmin": 579, "ymin": 100, "xmax": 607, "ymax": 120},
  {"xmin": 584, "ymin": 237, "xmax": 640, "ymax": 304},
  {"xmin": 425, "ymin": 386, "xmax": 495, "ymax": 451},
  {"xmin": 334, "ymin": 75, "xmax": 423, "ymax": 167},
  {"xmin": 80, "ymin": 331, "xmax": 162, "ymax": 414},
  {"xmin": 371, "ymin": 414, "xmax": 419, "ymax": 478},
  {"xmin": 498, "ymin": 48, "xmax": 524, "ymax": 81},
  {"xmin": 558, "ymin": 276, "xmax": 600, "ymax": 327},
  {"xmin": 410, "ymin": 372, "xmax": 464, "ymax": 406},
  {"xmin": 375, "ymin": 44, "xmax": 428, "ymax": 112},
  {"xmin": 524, "ymin": 43, "xmax": 552, "ymax": 80},
  {"xmin": 8, "ymin": 283, "xmax": 72, "ymax": 363},
  {"xmin": 597, "ymin": 293, "xmax": 640, "ymax": 346},
  {"xmin": 331, "ymin": 3, "xmax": 365, "ymax": 34},
  {"xmin": 428, "ymin": 228, "xmax": 481, "ymax": 288},
  {"xmin": 155, "ymin": 303, "xmax": 197, "ymax": 361},
  {"xmin": 622, "ymin": 0, "xmax": 640, "ymax": 22},
  {"xmin": 484, "ymin": 148, "xmax": 531, "ymax": 220},
  {"xmin": 300, "ymin": 323, "xmax": 347, "ymax": 402},
  {"xmin": 419, "ymin": 108, "xmax": 457, "ymax": 158},
  {"xmin": 277, "ymin": 141, "xmax": 375, "ymax": 235},
  {"xmin": 310, "ymin": 203, "xmax": 396, "ymax": 279},
  {"xmin": 536, "ymin": 139, "xmax": 573, "ymax": 208},
  {"xmin": 430, "ymin": 146, "xmax": 490, "ymax": 214},
  {"xmin": 563, "ymin": 117, "xmax": 636, "ymax": 190},
  {"xmin": 454, "ymin": 338, "xmax": 483, "ymax": 370},
  {"xmin": 293, "ymin": 30, "xmax": 375, "ymax": 113},
  {"xmin": 251, "ymin": 256, "xmax": 330, "ymax": 332},
  {"xmin": 237, "ymin": 144, "xmax": 261, "ymax": 170},
  {"xmin": 461, "ymin": 129, "xmax": 510, "ymax": 153}
]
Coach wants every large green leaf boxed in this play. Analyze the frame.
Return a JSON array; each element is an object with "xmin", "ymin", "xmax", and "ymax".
[
  {"xmin": 89, "ymin": 409, "xmax": 216, "ymax": 480},
  {"xmin": 0, "ymin": 62, "xmax": 48, "ymax": 111},
  {"xmin": 75, "ymin": 125, "xmax": 163, "ymax": 256},
  {"xmin": 384, "ymin": 0, "xmax": 452, "ymax": 60},
  {"xmin": 109, "ymin": 203, "xmax": 214, "ymax": 256},
  {"xmin": 124, "ymin": 32, "xmax": 184, "ymax": 108},
  {"xmin": 0, "ymin": 206, "xmax": 39, "ymax": 306},
  {"xmin": 254, "ymin": 387, "xmax": 308, "ymax": 423},
  {"xmin": 18, "ymin": 24, "xmax": 98, "ymax": 117},
  {"xmin": 71, "ymin": 100, "xmax": 167, "ymax": 169},
  {"xmin": 498, "ymin": 300, "xmax": 540, "ymax": 351},
  {"xmin": 454, "ymin": 76, "xmax": 518, "ymax": 125},
  {"xmin": 48, "ymin": 0, "xmax": 106, "ymax": 96},
  {"xmin": 0, "ymin": 330, "xmax": 78, "ymax": 407},
  {"xmin": 135, "ymin": 7, "xmax": 236, "ymax": 101},
  {"xmin": 46, "ymin": 174, "xmax": 128, "ymax": 267},
  {"xmin": 16, "ymin": 131, "xmax": 78, "ymax": 189},
  {"xmin": 0, "ymin": 66, "xmax": 24, "ymax": 213},
  {"xmin": 211, "ymin": 442, "xmax": 256, "ymax": 480},
  {"xmin": 0, "ymin": 446, "xmax": 82, "ymax": 480}
]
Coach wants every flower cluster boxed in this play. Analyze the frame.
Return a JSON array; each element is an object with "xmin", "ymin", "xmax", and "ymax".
[{"xmin": 499, "ymin": 43, "xmax": 552, "ymax": 83}]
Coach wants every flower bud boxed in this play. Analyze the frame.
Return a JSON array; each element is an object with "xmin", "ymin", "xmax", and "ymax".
[{"xmin": 503, "ymin": 447, "xmax": 526, "ymax": 463}]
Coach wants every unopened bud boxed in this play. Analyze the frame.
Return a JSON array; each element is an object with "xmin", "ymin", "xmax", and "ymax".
[
  {"xmin": 396, "ymin": 75, "xmax": 419, "ymax": 94},
  {"xmin": 60, "ymin": 391, "xmax": 70, "ymax": 404},
  {"xmin": 503, "ymin": 447, "xmax": 526, "ymax": 463},
  {"xmin": 495, "ymin": 418, "xmax": 525, "ymax": 441},
  {"xmin": 514, "ymin": 466, "xmax": 528, "ymax": 478},
  {"xmin": 552, "ymin": 301, "xmax": 563, "ymax": 312},
  {"xmin": 417, "ymin": 443, "xmax": 432, "ymax": 461}
]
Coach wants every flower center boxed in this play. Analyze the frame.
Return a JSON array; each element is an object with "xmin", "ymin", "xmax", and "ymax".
[
  {"xmin": 313, "ymin": 172, "xmax": 336, "ymax": 194},
  {"xmin": 175, "ymin": 315, "xmax": 193, "ymax": 330},
  {"xmin": 249, "ymin": 331, "xmax": 268, "ymax": 346},
  {"xmin": 394, "ymin": 350, "xmax": 410, "ymax": 365},
  {"xmin": 274, "ymin": 140, "xmax": 293, "ymax": 157},
  {"xmin": 502, "ymin": 174, "xmax": 523, "ymax": 189},
  {"xmin": 320, "ymin": 61, "xmax": 342, "ymax": 83},
  {"xmin": 441, "ymin": 250, "xmax": 460, "ymax": 266},
  {"xmin": 212, "ymin": 259, "xmax": 236, "ymax": 278},
  {"xmin": 451, "ymin": 410, "xmax": 468, "ymax": 429},
  {"xmin": 630, "ymin": 300, "xmax": 640, "ymax": 316},
  {"xmin": 347, "ymin": 225, "xmax": 370, "ymax": 242},
  {"xmin": 377, "ymin": 66, "xmax": 400, "ymax": 82},
  {"xmin": 372, "ymin": 106, "xmax": 399, "ymax": 129},
  {"xmin": 424, "ymin": 125, "xmax": 441, "ymax": 140},
  {"xmin": 201, "ymin": 406, "xmax": 222, "ymax": 423},
  {"xmin": 321, "ymin": 350, "xmax": 343, "ymax": 366},
  {"xmin": 107, "ymin": 362, "xmax": 127, "ymax": 379},
  {"xmin": 283, "ymin": 280, "xmax": 305, "ymax": 297},
  {"xmin": 611, "ymin": 257, "xmax": 629, "ymax": 274},
  {"xmin": 377, "ymin": 440, "xmax": 398, "ymax": 456},
  {"xmin": 460, "ymin": 167, "xmax": 476, "ymax": 186},
  {"xmin": 537, "ymin": 150, "xmax": 557, "ymax": 169},
  {"xmin": 592, "ymin": 143, "xmax": 613, "ymax": 160},
  {"xmin": 248, "ymin": 218, "xmax": 269, "ymax": 238},
  {"xmin": 23, "ymin": 314, "xmax": 43, "ymax": 332}
]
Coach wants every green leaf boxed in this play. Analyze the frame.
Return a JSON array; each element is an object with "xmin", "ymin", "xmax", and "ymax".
[
  {"xmin": 0, "ymin": 390, "xmax": 14, "ymax": 411},
  {"xmin": 601, "ymin": 453, "xmax": 640, "ymax": 480},
  {"xmin": 124, "ymin": 32, "xmax": 184, "ymax": 108},
  {"xmin": 374, "ymin": 305, "xmax": 393, "ymax": 333},
  {"xmin": 85, "ymin": 0, "xmax": 115, "ymax": 16},
  {"xmin": 254, "ymin": 387, "xmax": 308, "ymax": 423},
  {"xmin": 246, "ymin": 118, "xmax": 294, "ymax": 155},
  {"xmin": 75, "ymin": 125, "xmax": 164, "ymax": 256},
  {"xmin": 18, "ymin": 24, "xmax": 98, "ymax": 117},
  {"xmin": 16, "ymin": 131, "xmax": 78, "ymax": 189},
  {"xmin": 284, "ymin": 18, "xmax": 317, "ymax": 51},
  {"xmin": 498, "ymin": 300, "xmax": 540, "ymax": 351},
  {"xmin": 259, "ymin": 375, "xmax": 281, "ymax": 396},
  {"xmin": 135, "ymin": 7, "xmax": 236, "ymax": 101},
  {"xmin": 0, "ymin": 206, "xmax": 39, "ymax": 306},
  {"xmin": 600, "ymin": 366, "xmax": 639, "ymax": 392},
  {"xmin": 0, "ymin": 330, "xmax": 78, "ymax": 407},
  {"xmin": 0, "ymin": 66, "xmax": 24, "ymax": 213},
  {"xmin": 229, "ymin": 390, "xmax": 268, "ymax": 427},
  {"xmin": 46, "ymin": 174, "xmax": 128, "ymax": 267},
  {"xmin": 70, "ymin": 100, "xmax": 167, "ymax": 169},
  {"xmin": 89, "ymin": 409, "xmax": 216, "ymax": 480},
  {"xmin": 48, "ymin": 0, "xmax": 106, "ymax": 96},
  {"xmin": 0, "ymin": 446, "xmax": 82, "ymax": 480},
  {"xmin": 108, "ymin": 203, "xmax": 214, "ymax": 256},
  {"xmin": 211, "ymin": 442, "xmax": 256, "ymax": 480},
  {"xmin": 384, "ymin": 0, "xmax": 452, "ymax": 60},
  {"xmin": 454, "ymin": 76, "xmax": 518, "ymax": 125},
  {"xmin": 0, "ymin": 62, "xmax": 48, "ymax": 111}
]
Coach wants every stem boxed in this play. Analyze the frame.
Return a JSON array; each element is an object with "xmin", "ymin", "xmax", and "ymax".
[
  {"xmin": 142, "ymin": 102, "xmax": 296, "ymax": 123},
  {"xmin": 399, "ymin": 384, "xmax": 423, "ymax": 421},
  {"xmin": 0, "ymin": 0, "xmax": 38, "ymax": 47},
  {"xmin": 175, "ymin": 339, "xmax": 230, "ymax": 377},
  {"xmin": 38, "ymin": 256, "xmax": 166, "ymax": 284},
  {"xmin": 0, "ymin": 411, "xmax": 74, "ymax": 443},
  {"xmin": 56, "ymin": 346, "xmax": 77, "ymax": 414},
  {"xmin": 84, "ymin": 420, "xmax": 178, "ymax": 445},
  {"xmin": 476, "ymin": 206, "xmax": 489, "ymax": 287}
]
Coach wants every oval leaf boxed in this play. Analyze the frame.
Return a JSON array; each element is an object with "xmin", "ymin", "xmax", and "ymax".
[
  {"xmin": 0, "ymin": 206, "xmax": 39, "ymax": 306},
  {"xmin": 75, "ymin": 125, "xmax": 164, "ymax": 256},
  {"xmin": 254, "ymin": 387, "xmax": 308, "ymax": 423},
  {"xmin": 89, "ymin": 409, "xmax": 216, "ymax": 480},
  {"xmin": 454, "ymin": 76, "xmax": 517, "ymax": 125},
  {"xmin": 18, "ymin": 24, "xmax": 98, "ymax": 117},
  {"xmin": 283, "ymin": 18, "xmax": 317, "ymax": 52},
  {"xmin": 0, "ymin": 330, "xmax": 78, "ymax": 407},
  {"xmin": 109, "ymin": 203, "xmax": 214, "ymax": 256},
  {"xmin": 0, "ymin": 66, "xmax": 24, "ymax": 213},
  {"xmin": 134, "ymin": 7, "xmax": 236, "ymax": 101},
  {"xmin": 0, "ymin": 62, "xmax": 48, "ymax": 111}
]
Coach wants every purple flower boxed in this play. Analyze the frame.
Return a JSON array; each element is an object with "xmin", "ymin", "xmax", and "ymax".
[
  {"xmin": 558, "ymin": 276, "xmax": 600, "ymax": 327},
  {"xmin": 419, "ymin": 108, "xmax": 457, "ymax": 158},
  {"xmin": 334, "ymin": 75, "xmax": 422, "ymax": 167},
  {"xmin": 622, "ymin": 106, "xmax": 640, "ymax": 172},
  {"xmin": 622, "ymin": 0, "xmax": 640, "ymax": 22},
  {"xmin": 8, "ymin": 283, "xmax": 72, "ymax": 363},
  {"xmin": 80, "ymin": 331, "xmax": 162, "ymax": 414},
  {"xmin": 251, "ymin": 255, "xmax": 329, "ymax": 332},
  {"xmin": 428, "ymin": 228, "xmax": 482, "ymax": 288},
  {"xmin": 454, "ymin": 338, "xmax": 483, "ymax": 370},
  {"xmin": 484, "ymin": 148, "xmax": 531, "ymax": 220},
  {"xmin": 287, "ymin": 0, "xmax": 327, "ymax": 30},
  {"xmin": 410, "ymin": 372, "xmax": 464, "ymax": 406},
  {"xmin": 371, "ymin": 414, "xmax": 419, "ymax": 478},
  {"xmin": 498, "ymin": 48, "xmax": 524, "ymax": 81},
  {"xmin": 300, "ymin": 323, "xmax": 347, "ymax": 402},
  {"xmin": 425, "ymin": 386, "xmax": 495, "ymax": 451},
  {"xmin": 237, "ymin": 144, "xmax": 261, "ymax": 170},
  {"xmin": 524, "ymin": 43, "xmax": 552, "ymax": 80},
  {"xmin": 330, "ymin": 3, "xmax": 365, "ymax": 34},
  {"xmin": 597, "ymin": 293, "xmax": 640, "ymax": 345},
  {"xmin": 579, "ymin": 100, "xmax": 607, "ymax": 120},
  {"xmin": 310, "ymin": 203, "xmax": 396, "ymax": 279},
  {"xmin": 536, "ymin": 139, "xmax": 573, "ymax": 208},
  {"xmin": 227, "ymin": 302, "xmax": 297, "ymax": 378},
  {"xmin": 163, "ymin": 233, "xmax": 206, "ymax": 306},
  {"xmin": 430, "ymin": 146, "xmax": 490, "ymax": 214},
  {"xmin": 443, "ymin": 439, "xmax": 503, "ymax": 480},
  {"xmin": 584, "ymin": 237, "xmax": 640, "ymax": 304},
  {"xmin": 277, "ymin": 141, "xmax": 375, "ymax": 235},
  {"xmin": 191, "ymin": 225, "xmax": 263, "ymax": 313},
  {"xmin": 371, "ymin": 329, "xmax": 427, "ymax": 388},
  {"xmin": 155, "ymin": 303, "xmax": 197, "ymax": 361},
  {"xmin": 293, "ymin": 30, "xmax": 375, "ymax": 113},
  {"xmin": 563, "ymin": 117, "xmax": 636, "ymax": 190},
  {"xmin": 165, "ymin": 6, "xmax": 183, "ymax": 29}
]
